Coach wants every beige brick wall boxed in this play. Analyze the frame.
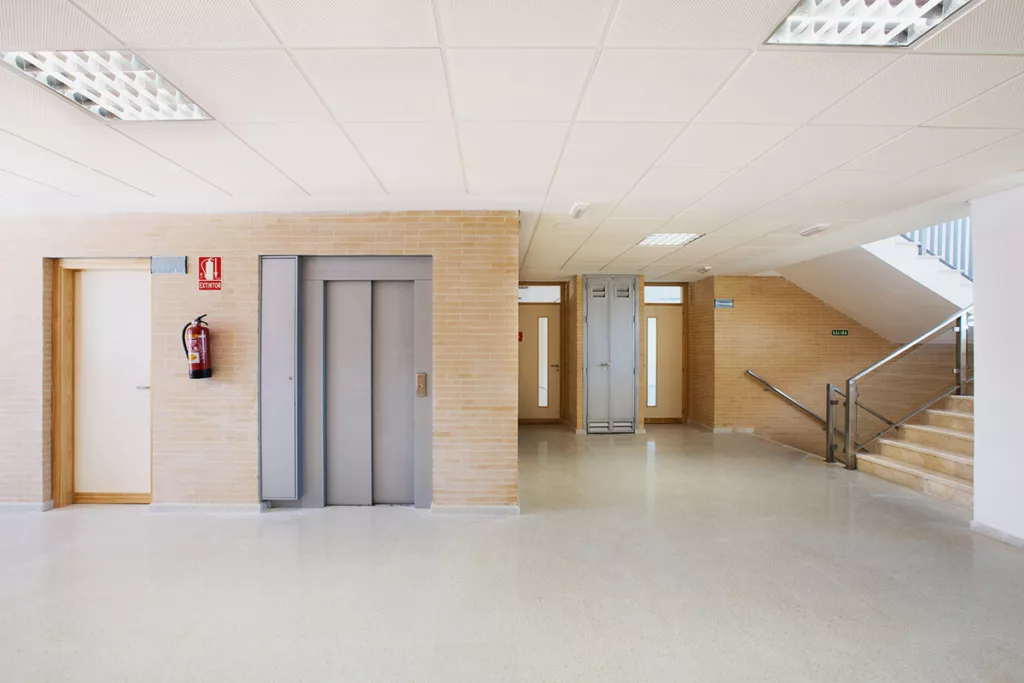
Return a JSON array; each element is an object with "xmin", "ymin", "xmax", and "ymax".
[
  {"xmin": 687, "ymin": 278, "xmax": 716, "ymax": 429},
  {"xmin": 0, "ymin": 211, "xmax": 520, "ymax": 507},
  {"xmin": 708, "ymin": 276, "xmax": 899, "ymax": 455}
]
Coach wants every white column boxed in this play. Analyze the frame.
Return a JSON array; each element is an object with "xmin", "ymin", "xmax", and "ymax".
[{"xmin": 971, "ymin": 184, "xmax": 1024, "ymax": 546}]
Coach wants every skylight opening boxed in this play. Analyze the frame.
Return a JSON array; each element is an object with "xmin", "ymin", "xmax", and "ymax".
[
  {"xmin": 766, "ymin": 0, "xmax": 975, "ymax": 48},
  {"xmin": 637, "ymin": 233, "xmax": 703, "ymax": 247},
  {"xmin": 0, "ymin": 50, "xmax": 210, "ymax": 122}
]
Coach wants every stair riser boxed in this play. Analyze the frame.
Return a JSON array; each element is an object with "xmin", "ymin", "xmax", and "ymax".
[
  {"xmin": 859, "ymin": 459, "xmax": 973, "ymax": 509},
  {"xmin": 901, "ymin": 427, "xmax": 974, "ymax": 456},
  {"xmin": 939, "ymin": 396, "xmax": 974, "ymax": 415},
  {"xmin": 877, "ymin": 442, "xmax": 974, "ymax": 481},
  {"xmin": 917, "ymin": 411, "xmax": 974, "ymax": 433}
]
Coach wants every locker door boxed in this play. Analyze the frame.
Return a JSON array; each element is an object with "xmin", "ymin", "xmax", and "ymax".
[
  {"xmin": 608, "ymin": 278, "xmax": 636, "ymax": 432},
  {"xmin": 585, "ymin": 277, "xmax": 611, "ymax": 432}
]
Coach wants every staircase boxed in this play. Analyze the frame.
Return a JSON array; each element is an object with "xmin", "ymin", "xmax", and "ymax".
[{"xmin": 857, "ymin": 395, "xmax": 974, "ymax": 508}]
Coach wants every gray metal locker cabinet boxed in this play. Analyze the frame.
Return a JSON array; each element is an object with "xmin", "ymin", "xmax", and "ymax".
[
  {"xmin": 584, "ymin": 275, "xmax": 638, "ymax": 433},
  {"xmin": 259, "ymin": 256, "xmax": 299, "ymax": 500}
]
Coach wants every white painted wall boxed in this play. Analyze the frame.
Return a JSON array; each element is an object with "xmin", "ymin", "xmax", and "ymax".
[
  {"xmin": 862, "ymin": 236, "xmax": 973, "ymax": 309},
  {"xmin": 779, "ymin": 246, "xmax": 959, "ymax": 343},
  {"xmin": 972, "ymin": 184, "xmax": 1024, "ymax": 545}
]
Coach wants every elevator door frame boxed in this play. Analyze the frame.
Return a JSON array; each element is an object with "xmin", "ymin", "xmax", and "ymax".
[
  {"xmin": 582, "ymin": 275, "xmax": 639, "ymax": 434},
  {"xmin": 258, "ymin": 256, "xmax": 433, "ymax": 509}
]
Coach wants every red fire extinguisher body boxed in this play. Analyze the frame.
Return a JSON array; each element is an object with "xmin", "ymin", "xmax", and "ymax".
[{"xmin": 182, "ymin": 315, "xmax": 212, "ymax": 379}]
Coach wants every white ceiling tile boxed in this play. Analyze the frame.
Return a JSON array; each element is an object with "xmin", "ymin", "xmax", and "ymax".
[
  {"xmin": 579, "ymin": 50, "xmax": 747, "ymax": 122},
  {"xmin": 458, "ymin": 122, "xmax": 568, "ymax": 168},
  {"xmin": 74, "ymin": 0, "xmax": 278, "ymax": 47},
  {"xmin": 748, "ymin": 169, "xmax": 914, "ymax": 226},
  {"xmin": 459, "ymin": 122, "xmax": 568, "ymax": 194},
  {"xmin": 345, "ymin": 122, "xmax": 465, "ymax": 194},
  {"xmin": 919, "ymin": 131, "xmax": 1024, "ymax": 185},
  {"xmin": 658, "ymin": 123, "xmax": 797, "ymax": 168},
  {"xmin": 255, "ymin": 0, "xmax": 437, "ymax": 47},
  {"xmin": 845, "ymin": 127, "xmax": 1017, "ymax": 176},
  {"xmin": 439, "ymin": 0, "xmax": 614, "ymax": 47},
  {"xmin": 815, "ymin": 55, "xmax": 1024, "ymax": 126},
  {"xmin": 140, "ymin": 50, "xmax": 330, "ymax": 123},
  {"xmin": 545, "ymin": 165, "xmax": 648, "ymax": 222},
  {"xmin": 916, "ymin": 0, "xmax": 1024, "ymax": 55},
  {"xmin": 0, "ymin": 67, "xmax": 98, "ymax": 125},
  {"xmin": 603, "ymin": 245, "xmax": 678, "ymax": 270},
  {"xmin": 447, "ymin": 50, "xmax": 592, "ymax": 120},
  {"xmin": 2, "ymin": 121, "xmax": 225, "ymax": 198},
  {"xmin": 612, "ymin": 167, "xmax": 734, "ymax": 218},
  {"xmin": 119, "ymin": 121, "xmax": 305, "ymax": 197},
  {"xmin": 560, "ymin": 123, "xmax": 682, "ymax": 167},
  {"xmin": 697, "ymin": 52, "xmax": 899, "ymax": 124},
  {"xmin": 0, "ymin": 130, "xmax": 148, "ymax": 197},
  {"xmin": 929, "ymin": 74, "xmax": 1024, "ymax": 128},
  {"xmin": 228, "ymin": 123, "xmax": 383, "ymax": 196},
  {"xmin": 746, "ymin": 125, "xmax": 907, "ymax": 182},
  {"xmin": 0, "ymin": 168, "xmax": 71, "ymax": 199},
  {"xmin": 0, "ymin": 0, "xmax": 119, "ymax": 49},
  {"xmin": 294, "ymin": 49, "xmax": 450, "ymax": 122},
  {"xmin": 608, "ymin": 0, "xmax": 797, "ymax": 48}
]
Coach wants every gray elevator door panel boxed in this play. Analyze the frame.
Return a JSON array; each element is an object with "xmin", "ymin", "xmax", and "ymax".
[
  {"xmin": 324, "ymin": 281, "xmax": 373, "ymax": 505},
  {"xmin": 608, "ymin": 278, "xmax": 636, "ymax": 431},
  {"xmin": 585, "ymin": 275, "xmax": 636, "ymax": 433},
  {"xmin": 586, "ymin": 278, "xmax": 612, "ymax": 431},
  {"xmin": 372, "ymin": 281, "xmax": 415, "ymax": 505}
]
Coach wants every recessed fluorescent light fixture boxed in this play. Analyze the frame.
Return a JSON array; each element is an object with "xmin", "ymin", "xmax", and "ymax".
[
  {"xmin": 638, "ymin": 233, "xmax": 703, "ymax": 247},
  {"xmin": 0, "ymin": 50, "xmax": 210, "ymax": 121},
  {"xmin": 766, "ymin": 0, "xmax": 975, "ymax": 47}
]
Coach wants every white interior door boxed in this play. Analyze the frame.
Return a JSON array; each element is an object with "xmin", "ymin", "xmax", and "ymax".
[{"xmin": 74, "ymin": 270, "xmax": 152, "ymax": 497}]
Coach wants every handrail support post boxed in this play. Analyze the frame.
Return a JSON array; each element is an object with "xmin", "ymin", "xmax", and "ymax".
[
  {"xmin": 845, "ymin": 380, "xmax": 858, "ymax": 470},
  {"xmin": 955, "ymin": 312, "xmax": 968, "ymax": 396}
]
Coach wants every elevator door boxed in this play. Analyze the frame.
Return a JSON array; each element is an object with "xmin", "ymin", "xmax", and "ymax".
[
  {"xmin": 585, "ymin": 276, "xmax": 637, "ymax": 433},
  {"xmin": 325, "ymin": 281, "xmax": 416, "ymax": 506}
]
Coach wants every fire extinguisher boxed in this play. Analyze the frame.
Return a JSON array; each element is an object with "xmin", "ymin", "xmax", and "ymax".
[{"xmin": 181, "ymin": 314, "xmax": 212, "ymax": 379}]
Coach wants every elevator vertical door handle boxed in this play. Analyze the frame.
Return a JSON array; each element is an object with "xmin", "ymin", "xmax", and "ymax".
[{"xmin": 416, "ymin": 372, "xmax": 428, "ymax": 397}]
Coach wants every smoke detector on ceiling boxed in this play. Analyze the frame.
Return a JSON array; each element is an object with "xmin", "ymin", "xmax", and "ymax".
[
  {"xmin": 697, "ymin": 266, "xmax": 713, "ymax": 275},
  {"xmin": 569, "ymin": 202, "xmax": 590, "ymax": 219},
  {"xmin": 799, "ymin": 223, "xmax": 830, "ymax": 237}
]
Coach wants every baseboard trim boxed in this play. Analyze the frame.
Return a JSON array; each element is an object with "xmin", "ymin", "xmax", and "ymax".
[
  {"xmin": 431, "ymin": 504, "xmax": 520, "ymax": 516},
  {"xmin": 149, "ymin": 502, "xmax": 269, "ymax": 514},
  {"xmin": 74, "ymin": 492, "xmax": 151, "ymax": 504},
  {"xmin": 0, "ymin": 501, "xmax": 54, "ymax": 512},
  {"xmin": 971, "ymin": 521, "xmax": 1024, "ymax": 549}
]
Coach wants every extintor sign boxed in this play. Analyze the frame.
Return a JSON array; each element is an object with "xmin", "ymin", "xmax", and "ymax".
[{"xmin": 198, "ymin": 257, "xmax": 222, "ymax": 291}]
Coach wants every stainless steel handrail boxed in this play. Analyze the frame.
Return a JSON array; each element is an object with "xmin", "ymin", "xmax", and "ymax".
[
  {"xmin": 841, "ymin": 305, "xmax": 974, "ymax": 469},
  {"xmin": 849, "ymin": 305, "xmax": 973, "ymax": 383},
  {"xmin": 831, "ymin": 387, "xmax": 894, "ymax": 427},
  {"xmin": 745, "ymin": 370, "xmax": 825, "ymax": 425}
]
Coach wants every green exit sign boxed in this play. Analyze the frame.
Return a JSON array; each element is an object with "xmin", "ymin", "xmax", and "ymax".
[{"xmin": 832, "ymin": 329, "xmax": 850, "ymax": 337}]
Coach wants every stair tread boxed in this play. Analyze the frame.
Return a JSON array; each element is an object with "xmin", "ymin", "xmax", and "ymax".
[
  {"xmin": 877, "ymin": 438, "xmax": 974, "ymax": 464},
  {"xmin": 859, "ymin": 453, "xmax": 974, "ymax": 490},
  {"xmin": 902, "ymin": 423, "xmax": 974, "ymax": 440},
  {"xmin": 925, "ymin": 408, "xmax": 974, "ymax": 419}
]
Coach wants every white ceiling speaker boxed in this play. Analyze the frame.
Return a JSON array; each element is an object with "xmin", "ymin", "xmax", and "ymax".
[
  {"xmin": 799, "ymin": 224, "xmax": 830, "ymax": 237},
  {"xmin": 569, "ymin": 202, "xmax": 590, "ymax": 219},
  {"xmin": 697, "ymin": 266, "xmax": 713, "ymax": 275}
]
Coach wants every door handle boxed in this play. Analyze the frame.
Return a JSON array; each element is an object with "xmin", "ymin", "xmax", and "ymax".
[
  {"xmin": 551, "ymin": 364, "xmax": 560, "ymax": 369},
  {"xmin": 599, "ymin": 362, "xmax": 610, "ymax": 368},
  {"xmin": 136, "ymin": 385, "xmax": 150, "ymax": 390},
  {"xmin": 416, "ymin": 372, "xmax": 428, "ymax": 397}
]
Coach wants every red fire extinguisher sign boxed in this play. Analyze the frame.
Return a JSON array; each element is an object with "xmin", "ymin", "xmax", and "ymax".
[{"xmin": 198, "ymin": 256, "xmax": 222, "ymax": 291}]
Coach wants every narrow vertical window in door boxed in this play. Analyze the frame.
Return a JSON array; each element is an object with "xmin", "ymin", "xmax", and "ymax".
[
  {"xmin": 538, "ymin": 316, "xmax": 549, "ymax": 407},
  {"xmin": 647, "ymin": 317, "xmax": 657, "ymax": 407}
]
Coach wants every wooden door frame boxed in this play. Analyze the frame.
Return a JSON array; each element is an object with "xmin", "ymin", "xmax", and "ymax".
[
  {"xmin": 51, "ymin": 258, "xmax": 153, "ymax": 508},
  {"xmin": 518, "ymin": 281, "xmax": 567, "ymax": 425},
  {"xmin": 642, "ymin": 283, "xmax": 689, "ymax": 424}
]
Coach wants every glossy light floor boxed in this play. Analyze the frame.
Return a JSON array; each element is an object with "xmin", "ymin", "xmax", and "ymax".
[{"xmin": 3, "ymin": 426, "xmax": 1024, "ymax": 682}]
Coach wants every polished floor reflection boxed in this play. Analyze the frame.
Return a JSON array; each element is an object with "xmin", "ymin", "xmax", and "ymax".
[{"xmin": 2, "ymin": 425, "xmax": 1023, "ymax": 682}]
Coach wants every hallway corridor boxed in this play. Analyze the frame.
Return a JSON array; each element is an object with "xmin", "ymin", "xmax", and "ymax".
[{"xmin": 1, "ymin": 427, "xmax": 1022, "ymax": 682}]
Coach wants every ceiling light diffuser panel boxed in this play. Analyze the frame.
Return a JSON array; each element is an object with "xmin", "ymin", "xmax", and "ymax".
[
  {"xmin": 638, "ymin": 233, "xmax": 704, "ymax": 247},
  {"xmin": 767, "ymin": 0, "xmax": 975, "ymax": 47},
  {"xmin": 0, "ymin": 51, "xmax": 209, "ymax": 122}
]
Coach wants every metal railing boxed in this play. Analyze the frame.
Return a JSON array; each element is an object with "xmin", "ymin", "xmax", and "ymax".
[
  {"xmin": 903, "ymin": 217, "xmax": 973, "ymax": 281},
  {"xmin": 832, "ymin": 306, "xmax": 974, "ymax": 470},
  {"xmin": 745, "ymin": 370, "xmax": 825, "ymax": 425}
]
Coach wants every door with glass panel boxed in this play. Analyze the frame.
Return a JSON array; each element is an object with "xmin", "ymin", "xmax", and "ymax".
[
  {"xmin": 518, "ymin": 303, "xmax": 561, "ymax": 422},
  {"xmin": 645, "ymin": 285, "xmax": 685, "ymax": 422}
]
